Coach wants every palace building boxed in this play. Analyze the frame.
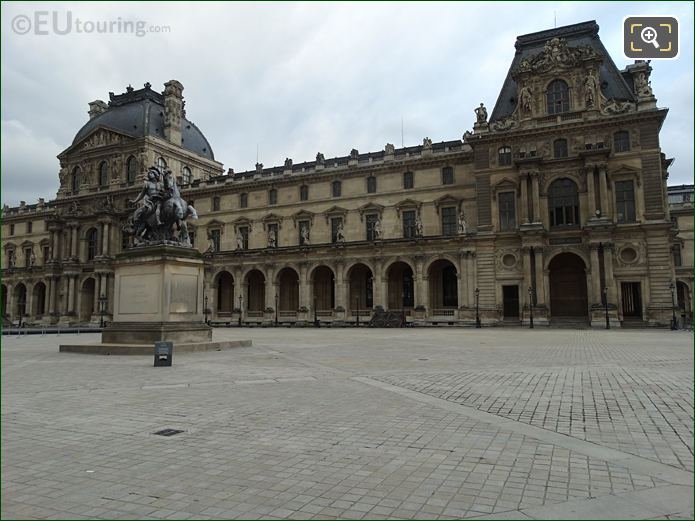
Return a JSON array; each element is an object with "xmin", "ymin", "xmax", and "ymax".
[{"xmin": 1, "ymin": 20, "xmax": 691, "ymax": 328}]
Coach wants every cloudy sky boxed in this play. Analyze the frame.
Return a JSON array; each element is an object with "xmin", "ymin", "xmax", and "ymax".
[{"xmin": 2, "ymin": 1, "xmax": 692, "ymax": 206}]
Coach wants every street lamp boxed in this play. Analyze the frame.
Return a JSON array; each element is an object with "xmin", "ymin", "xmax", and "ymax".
[
  {"xmin": 528, "ymin": 286, "xmax": 534, "ymax": 329},
  {"xmin": 314, "ymin": 296, "xmax": 319, "ymax": 327},
  {"xmin": 355, "ymin": 296, "xmax": 360, "ymax": 327},
  {"xmin": 98, "ymin": 293, "xmax": 108, "ymax": 328},
  {"xmin": 204, "ymin": 294, "xmax": 209, "ymax": 325},
  {"xmin": 475, "ymin": 288, "xmax": 481, "ymax": 328},
  {"xmin": 603, "ymin": 286, "xmax": 610, "ymax": 329},
  {"xmin": 275, "ymin": 292, "xmax": 279, "ymax": 326},
  {"xmin": 669, "ymin": 282, "xmax": 678, "ymax": 330},
  {"xmin": 238, "ymin": 294, "xmax": 243, "ymax": 327}
]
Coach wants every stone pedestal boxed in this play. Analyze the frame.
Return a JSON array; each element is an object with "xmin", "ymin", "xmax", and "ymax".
[{"xmin": 60, "ymin": 245, "xmax": 251, "ymax": 354}]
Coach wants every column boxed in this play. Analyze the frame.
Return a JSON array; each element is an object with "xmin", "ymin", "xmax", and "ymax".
[
  {"xmin": 415, "ymin": 257, "xmax": 425, "ymax": 308},
  {"xmin": 534, "ymin": 247, "xmax": 546, "ymax": 306},
  {"xmin": 48, "ymin": 277, "xmax": 57, "ymax": 315},
  {"xmin": 519, "ymin": 174, "xmax": 529, "ymax": 224},
  {"xmin": 264, "ymin": 266, "xmax": 275, "ymax": 312},
  {"xmin": 71, "ymin": 226, "xmax": 79, "ymax": 258},
  {"xmin": 598, "ymin": 165, "xmax": 610, "ymax": 217},
  {"xmin": 93, "ymin": 274, "xmax": 101, "ymax": 316},
  {"xmin": 589, "ymin": 244, "xmax": 602, "ymax": 304},
  {"xmin": 102, "ymin": 223, "xmax": 111, "ymax": 256},
  {"xmin": 6, "ymin": 284, "xmax": 14, "ymax": 320},
  {"xmin": 458, "ymin": 253, "xmax": 467, "ymax": 309},
  {"xmin": 373, "ymin": 259, "xmax": 384, "ymax": 308},
  {"xmin": 522, "ymin": 247, "xmax": 533, "ymax": 301},
  {"xmin": 240, "ymin": 283, "xmax": 248, "ymax": 320},
  {"xmin": 26, "ymin": 286, "xmax": 34, "ymax": 321},
  {"xmin": 298, "ymin": 264, "xmax": 309, "ymax": 310},
  {"xmin": 48, "ymin": 231, "xmax": 55, "ymax": 260},
  {"xmin": 68, "ymin": 275, "xmax": 77, "ymax": 314},
  {"xmin": 603, "ymin": 243, "xmax": 617, "ymax": 303},
  {"xmin": 467, "ymin": 253, "xmax": 476, "ymax": 307},
  {"xmin": 531, "ymin": 174, "xmax": 541, "ymax": 223},
  {"xmin": 586, "ymin": 167, "xmax": 596, "ymax": 217},
  {"xmin": 335, "ymin": 263, "xmax": 346, "ymax": 310}
]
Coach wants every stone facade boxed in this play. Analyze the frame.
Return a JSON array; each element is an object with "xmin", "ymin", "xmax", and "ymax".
[
  {"xmin": 668, "ymin": 184, "xmax": 694, "ymax": 327},
  {"xmin": 1, "ymin": 21, "xmax": 687, "ymax": 328}
]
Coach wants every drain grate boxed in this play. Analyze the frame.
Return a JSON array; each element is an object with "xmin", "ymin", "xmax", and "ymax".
[{"xmin": 153, "ymin": 428, "xmax": 184, "ymax": 437}]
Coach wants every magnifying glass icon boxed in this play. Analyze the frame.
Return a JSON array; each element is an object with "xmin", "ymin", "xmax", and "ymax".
[{"xmin": 640, "ymin": 26, "xmax": 660, "ymax": 48}]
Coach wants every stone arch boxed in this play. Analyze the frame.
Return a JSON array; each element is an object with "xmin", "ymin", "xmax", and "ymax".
[
  {"xmin": 548, "ymin": 252, "xmax": 588, "ymax": 318},
  {"xmin": 346, "ymin": 263, "xmax": 374, "ymax": 310},
  {"xmin": 214, "ymin": 270, "xmax": 234, "ymax": 313},
  {"xmin": 32, "ymin": 281, "xmax": 47, "ymax": 316},
  {"xmin": 13, "ymin": 283, "xmax": 27, "ymax": 319},
  {"xmin": 244, "ymin": 269, "xmax": 265, "ymax": 312},
  {"xmin": 383, "ymin": 258, "xmax": 416, "ymax": 279},
  {"xmin": 386, "ymin": 261, "xmax": 414, "ymax": 310},
  {"xmin": 544, "ymin": 247, "xmax": 590, "ymax": 271},
  {"xmin": 276, "ymin": 267, "xmax": 300, "ymax": 312},
  {"xmin": 423, "ymin": 254, "xmax": 459, "ymax": 276},
  {"xmin": 80, "ymin": 277, "xmax": 96, "ymax": 322},
  {"xmin": 427, "ymin": 259, "xmax": 458, "ymax": 310},
  {"xmin": 312, "ymin": 265, "xmax": 335, "ymax": 311}
]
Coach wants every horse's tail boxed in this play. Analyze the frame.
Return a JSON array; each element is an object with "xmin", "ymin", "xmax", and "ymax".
[{"xmin": 187, "ymin": 205, "xmax": 198, "ymax": 220}]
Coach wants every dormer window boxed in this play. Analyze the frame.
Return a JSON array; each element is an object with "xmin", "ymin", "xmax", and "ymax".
[
  {"xmin": 157, "ymin": 157, "xmax": 167, "ymax": 169},
  {"xmin": 71, "ymin": 167, "xmax": 80, "ymax": 193},
  {"xmin": 181, "ymin": 166, "xmax": 192, "ymax": 184},
  {"xmin": 498, "ymin": 146, "xmax": 512, "ymax": 166},
  {"xmin": 99, "ymin": 161, "xmax": 109, "ymax": 188},
  {"xmin": 127, "ymin": 156, "xmax": 137, "ymax": 184},
  {"xmin": 546, "ymin": 79, "xmax": 570, "ymax": 115}
]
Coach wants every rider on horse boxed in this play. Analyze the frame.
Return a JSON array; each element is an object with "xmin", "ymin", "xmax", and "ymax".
[{"xmin": 132, "ymin": 167, "xmax": 164, "ymax": 228}]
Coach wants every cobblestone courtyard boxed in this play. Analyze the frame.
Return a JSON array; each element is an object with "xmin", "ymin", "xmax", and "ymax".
[{"xmin": 2, "ymin": 329, "xmax": 693, "ymax": 520}]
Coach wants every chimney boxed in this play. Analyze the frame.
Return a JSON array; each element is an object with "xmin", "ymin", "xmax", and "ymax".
[
  {"xmin": 163, "ymin": 80, "xmax": 184, "ymax": 146},
  {"xmin": 88, "ymin": 100, "xmax": 108, "ymax": 119}
]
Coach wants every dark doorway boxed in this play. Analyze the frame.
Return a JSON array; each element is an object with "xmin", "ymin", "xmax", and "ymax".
[
  {"xmin": 502, "ymin": 285, "xmax": 520, "ymax": 318},
  {"xmin": 621, "ymin": 282, "xmax": 642, "ymax": 318},
  {"xmin": 549, "ymin": 253, "xmax": 588, "ymax": 317}
]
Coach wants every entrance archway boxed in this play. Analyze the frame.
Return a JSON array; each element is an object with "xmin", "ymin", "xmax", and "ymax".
[
  {"xmin": 215, "ymin": 271, "xmax": 234, "ymax": 314},
  {"xmin": 276, "ymin": 267, "xmax": 299, "ymax": 311},
  {"xmin": 80, "ymin": 278, "xmax": 96, "ymax": 321},
  {"xmin": 347, "ymin": 263, "xmax": 373, "ymax": 311},
  {"xmin": 32, "ymin": 282, "xmax": 47, "ymax": 317},
  {"xmin": 13, "ymin": 284, "xmax": 27, "ymax": 319},
  {"xmin": 246, "ymin": 270, "xmax": 265, "ymax": 313},
  {"xmin": 312, "ymin": 266, "xmax": 335, "ymax": 311},
  {"xmin": 428, "ymin": 259, "xmax": 458, "ymax": 311},
  {"xmin": 549, "ymin": 252, "xmax": 588, "ymax": 317},
  {"xmin": 387, "ymin": 261, "xmax": 414, "ymax": 310}
]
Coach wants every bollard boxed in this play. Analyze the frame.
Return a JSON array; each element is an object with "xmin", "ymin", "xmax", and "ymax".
[{"xmin": 153, "ymin": 341, "xmax": 173, "ymax": 367}]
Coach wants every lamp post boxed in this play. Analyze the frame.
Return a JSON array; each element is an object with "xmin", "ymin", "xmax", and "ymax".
[
  {"xmin": 275, "ymin": 292, "xmax": 279, "ymax": 326},
  {"xmin": 669, "ymin": 282, "xmax": 678, "ymax": 330},
  {"xmin": 528, "ymin": 286, "xmax": 534, "ymax": 329},
  {"xmin": 475, "ymin": 288, "xmax": 481, "ymax": 328},
  {"xmin": 238, "ymin": 294, "xmax": 242, "ymax": 327},
  {"xmin": 98, "ymin": 293, "xmax": 107, "ymax": 328},
  {"xmin": 355, "ymin": 296, "xmax": 360, "ymax": 327},
  {"xmin": 314, "ymin": 296, "xmax": 319, "ymax": 327},
  {"xmin": 204, "ymin": 294, "xmax": 209, "ymax": 325},
  {"xmin": 603, "ymin": 286, "xmax": 610, "ymax": 329}
]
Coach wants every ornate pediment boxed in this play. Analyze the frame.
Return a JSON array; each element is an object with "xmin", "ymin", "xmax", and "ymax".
[
  {"xmin": 432, "ymin": 195, "xmax": 460, "ymax": 213},
  {"xmin": 78, "ymin": 128, "xmax": 131, "ymax": 151},
  {"xmin": 231, "ymin": 216, "xmax": 253, "ymax": 231},
  {"xmin": 323, "ymin": 206, "xmax": 348, "ymax": 224},
  {"xmin": 394, "ymin": 199, "xmax": 422, "ymax": 215},
  {"xmin": 513, "ymin": 38, "xmax": 602, "ymax": 76},
  {"xmin": 291, "ymin": 209, "xmax": 314, "ymax": 227},
  {"xmin": 357, "ymin": 202, "xmax": 384, "ymax": 221}
]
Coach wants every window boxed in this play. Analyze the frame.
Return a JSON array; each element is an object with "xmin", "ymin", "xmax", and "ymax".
[
  {"xmin": 27, "ymin": 222, "xmax": 33, "ymax": 233},
  {"xmin": 240, "ymin": 193, "xmax": 248, "ymax": 208},
  {"xmin": 87, "ymin": 228, "xmax": 99, "ymax": 260},
  {"xmin": 673, "ymin": 245, "xmax": 682, "ymax": 267},
  {"xmin": 189, "ymin": 231, "xmax": 196, "ymax": 248},
  {"xmin": 546, "ymin": 79, "xmax": 570, "ymax": 115},
  {"xmin": 548, "ymin": 178, "xmax": 580, "ymax": 227},
  {"xmin": 42, "ymin": 246, "xmax": 50, "ymax": 264},
  {"xmin": 403, "ymin": 210, "xmax": 416, "ymax": 238},
  {"xmin": 239, "ymin": 226, "xmax": 249, "ymax": 250},
  {"xmin": 99, "ymin": 161, "xmax": 109, "ymax": 188},
  {"xmin": 553, "ymin": 139, "xmax": 568, "ymax": 158},
  {"xmin": 182, "ymin": 166, "xmax": 192, "ymax": 184},
  {"xmin": 157, "ymin": 157, "xmax": 167, "ymax": 169},
  {"xmin": 212, "ymin": 196, "xmax": 221, "ymax": 211},
  {"xmin": 298, "ymin": 221, "xmax": 310, "ymax": 245},
  {"xmin": 498, "ymin": 192, "xmax": 516, "ymax": 231},
  {"xmin": 300, "ymin": 185, "xmax": 309, "ymax": 201},
  {"xmin": 121, "ymin": 232, "xmax": 130, "ymax": 251},
  {"xmin": 6, "ymin": 249, "xmax": 15, "ymax": 268},
  {"xmin": 9, "ymin": 224, "xmax": 14, "ymax": 235},
  {"xmin": 403, "ymin": 171, "xmax": 414, "ymax": 189},
  {"xmin": 332, "ymin": 180, "xmax": 342, "ymax": 197},
  {"xmin": 209, "ymin": 229, "xmax": 221, "ymax": 252},
  {"xmin": 71, "ymin": 167, "xmax": 80, "ymax": 193},
  {"xmin": 615, "ymin": 180, "xmax": 636, "ymax": 223},
  {"xmin": 366, "ymin": 214, "xmax": 378, "ymax": 241},
  {"xmin": 614, "ymin": 131, "xmax": 630, "ymax": 153},
  {"xmin": 442, "ymin": 167, "xmax": 454, "ymax": 185},
  {"xmin": 498, "ymin": 146, "xmax": 512, "ymax": 166},
  {"xmin": 24, "ymin": 248, "xmax": 31, "ymax": 268},
  {"xmin": 331, "ymin": 218, "xmax": 343, "ymax": 243},
  {"xmin": 269, "ymin": 188, "xmax": 277, "ymax": 205},
  {"xmin": 367, "ymin": 176, "xmax": 377, "ymax": 194},
  {"xmin": 127, "ymin": 156, "xmax": 137, "ymax": 184},
  {"xmin": 441, "ymin": 207, "xmax": 457, "ymax": 236}
]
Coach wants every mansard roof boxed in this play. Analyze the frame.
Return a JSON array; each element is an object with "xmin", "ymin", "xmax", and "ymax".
[
  {"xmin": 69, "ymin": 83, "xmax": 215, "ymax": 160},
  {"xmin": 490, "ymin": 20, "xmax": 636, "ymax": 123}
]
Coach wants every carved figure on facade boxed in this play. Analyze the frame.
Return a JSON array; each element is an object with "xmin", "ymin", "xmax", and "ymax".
[
  {"xmin": 29, "ymin": 249, "xmax": 36, "ymax": 268},
  {"xmin": 583, "ymin": 70, "xmax": 599, "ymax": 107},
  {"xmin": 490, "ymin": 116, "xmax": 518, "ymax": 132},
  {"xmin": 8, "ymin": 250, "xmax": 16, "ymax": 269},
  {"xmin": 350, "ymin": 148, "xmax": 359, "ymax": 160},
  {"xmin": 236, "ymin": 230, "xmax": 245, "ymax": 250},
  {"xmin": 316, "ymin": 152, "xmax": 325, "ymax": 165},
  {"xmin": 284, "ymin": 158, "xmax": 293, "ymax": 169},
  {"xmin": 384, "ymin": 143, "xmax": 395, "ymax": 155},
  {"xmin": 300, "ymin": 225, "xmax": 310, "ymax": 245},
  {"xmin": 634, "ymin": 71, "xmax": 653, "ymax": 97},
  {"xmin": 124, "ymin": 165, "xmax": 198, "ymax": 247},
  {"xmin": 513, "ymin": 38, "xmax": 601, "ymax": 75},
  {"xmin": 602, "ymin": 99, "xmax": 633, "ymax": 115},
  {"xmin": 335, "ymin": 222, "xmax": 345, "ymax": 243},
  {"xmin": 268, "ymin": 227, "xmax": 277, "ymax": 248},
  {"xmin": 414, "ymin": 214, "xmax": 424, "ymax": 237},
  {"xmin": 372, "ymin": 218, "xmax": 382, "ymax": 240},
  {"xmin": 474, "ymin": 103, "xmax": 488, "ymax": 124},
  {"xmin": 422, "ymin": 137, "xmax": 433, "ymax": 150},
  {"xmin": 519, "ymin": 86, "xmax": 533, "ymax": 114},
  {"xmin": 458, "ymin": 212, "xmax": 468, "ymax": 235}
]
